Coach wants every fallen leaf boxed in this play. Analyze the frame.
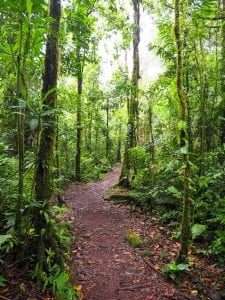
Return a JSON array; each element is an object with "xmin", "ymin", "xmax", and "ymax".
[{"xmin": 76, "ymin": 285, "xmax": 82, "ymax": 292}]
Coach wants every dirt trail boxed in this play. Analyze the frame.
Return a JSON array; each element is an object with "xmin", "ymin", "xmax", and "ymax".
[{"xmin": 64, "ymin": 166, "xmax": 196, "ymax": 300}]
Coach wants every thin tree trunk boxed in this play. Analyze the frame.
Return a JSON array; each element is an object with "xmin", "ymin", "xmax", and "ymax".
[
  {"xmin": 221, "ymin": 0, "xmax": 225, "ymax": 144},
  {"xmin": 65, "ymin": 124, "xmax": 70, "ymax": 177},
  {"xmin": 87, "ymin": 109, "xmax": 92, "ymax": 153},
  {"xmin": 106, "ymin": 97, "xmax": 110, "ymax": 159},
  {"xmin": 184, "ymin": 36, "xmax": 193, "ymax": 154},
  {"xmin": 148, "ymin": 101, "xmax": 154, "ymax": 162},
  {"xmin": 175, "ymin": 0, "xmax": 191, "ymax": 264},
  {"xmin": 131, "ymin": 0, "xmax": 140, "ymax": 147},
  {"xmin": 56, "ymin": 117, "xmax": 63, "ymax": 206},
  {"xmin": 119, "ymin": 0, "xmax": 140, "ymax": 187},
  {"xmin": 117, "ymin": 125, "xmax": 122, "ymax": 162},
  {"xmin": 15, "ymin": 19, "xmax": 24, "ymax": 232},
  {"xmin": 75, "ymin": 71, "xmax": 82, "ymax": 181}
]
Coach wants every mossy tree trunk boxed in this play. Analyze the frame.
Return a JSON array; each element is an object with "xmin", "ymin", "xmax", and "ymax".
[
  {"xmin": 75, "ymin": 53, "xmax": 83, "ymax": 182},
  {"xmin": 106, "ymin": 97, "xmax": 110, "ymax": 160},
  {"xmin": 33, "ymin": 0, "xmax": 61, "ymax": 274},
  {"xmin": 175, "ymin": 0, "xmax": 191, "ymax": 264},
  {"xmin": 119, "ymin": 0, "xmax": 140, "ymax": 187},
  {"xmin": 148, "ymin": 99, "xmax": 154, "ymax": 162},
  {"xmin": 15, "ymin": 17, "xmax": 30, "ymax": 232},
  {"xmin": 15, "ymin": 19, "xmax": 24, "ymax": 232},
  {"xmin": 221, "ymin": 0, "xmax": 225, "ymax": 144}
]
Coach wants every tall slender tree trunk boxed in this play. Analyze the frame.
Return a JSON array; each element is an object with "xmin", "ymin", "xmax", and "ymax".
[
  {"xmin": 131, "ymin": 0, "xmax": 140, "ymax": 147},
  {"xmin": 221, "ymin": 0, "xmax": 225, "ymax": 144},
  {"xmin": 106, "ymin": 97, "xmax": 110, "ymax": 159},
  {"xmin": 75, "ymin": 69, "xmax": 82, "ymax": 182},
  {"xmin": 119, "ymin": 0, "xmax": 140, "ymax": 187},
  {"xmin": 148, "ymin": 100, "xmax": 155, "ymax": 162},
  {"xmin": 34, "ymin": 0, "xmax": 61, "ymax": 274},
  {"xmin": 184, "ymin": 36, "xmax": 193, "ymax": 154},
  {"xmin": 175, "ymin": 0, "xmax": 191, "ymax": 264},
  {"xmin": 117, "ymin": 125, "xmax": 122, "ymax": 162},
  {"xmin": 87, "ymin": 109, "xmax": 92, "ymax": 153},
  {"xmin": 15, "ymin": 19, "xmax": 24, "ymax": 232},
  {"xmin": 56, "ymin": 117, "xmax": 63, "ymax": 206}
]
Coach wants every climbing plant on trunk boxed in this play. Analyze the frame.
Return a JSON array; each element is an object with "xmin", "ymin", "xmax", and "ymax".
[
  {"xmin": 34, "ymin": 0, "xmax": 61, "ymax": 275},
  {"xmin": 221, "ymin": 0, "xmax": 225, "ymax": 145},
  {"xmin": 174, "ymin": 0, "xmax": 191, "ymax": 263},
  {"xmin": 119, "ymin": 0, "xmax": 140, "ymax": 187}
]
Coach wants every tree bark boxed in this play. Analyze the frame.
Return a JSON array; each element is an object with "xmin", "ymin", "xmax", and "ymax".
[
  {"xmin": 15, "ymin": 19, "xmax": 24, "ymax": 232},
  {"xmin": 33, "ymin": 0, "xmax": 61, "ymax": 274},
  {"xmin": 148, "ymin": 100, "xmax": 155, "ymax": 162},
  {"xmin": 35, "ymin": 0, "xmax": 61, "ymax": 203},
  {"xmin": 75, "ymin": 69, "xmax": 82, "ymax": 182},
  {"xmin": 106, "ymin": 97, "xmax": 110, "ymax": 159},
  {"xmin": 221, "ymin": 0, "xmax": 225, "ymax": 144},
  {"xmin": 119, "ymin": 0, "xmax": 140, "ymax": 187},
  {"xmin": 175, "ymin": 0, "xmax": 191, "ymax": 264},
  {"xmin": 131, "ymin": 0, "xmax": 140, "ymax": 147}
]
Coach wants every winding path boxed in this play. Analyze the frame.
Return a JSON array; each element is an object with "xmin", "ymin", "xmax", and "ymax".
[{"xmin": 64, "ymin": 166, "xmax": 194, "ymax": 300}]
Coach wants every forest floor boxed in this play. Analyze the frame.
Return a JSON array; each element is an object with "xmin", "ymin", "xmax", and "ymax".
[
  {"xmin": 1, "ymin": 165, "xmax": 224, "ymax": 300},
  {"xmin": 64, "ymin": 165, "xmax": 224, "ymax": 300}
]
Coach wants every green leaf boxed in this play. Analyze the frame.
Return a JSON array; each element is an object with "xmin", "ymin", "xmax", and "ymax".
[
  {"xmin": 29, "ymin": 119, "xmax": 39, "ymax": 130},
  {"xmin": 0, "ymin": 276, "xmax": 7, "ymax": 287},
  {"xmin": 177, "ymin": 263, "xmax": 189, "ymax": 271},
  {"xmin": 167, "ymin": 186, "xmax": 181, "ymax": 198},
  {"xmin": 191, "ymin": 224, "xmax": 207, "ymax": 240},
  {"xmin": 163, "ymin": 262, "xmax": 177, "ymax": 272},
  {"xmin": 178, "ymin": 120, "xmax": 186, "ymax": 130},
  {"xmin": 167, "ymin": 186, "xmax": 179, "ymax": 194},
  {"xmin": 0, "ymin": 235, "xmax": 12, "ymax": 246},
  {"xmin": 180, "ymin": 146, "xmax": 188, "ymax": 154},
  {"xmin": 26, "ymin": 0, "xmax": 33, "ymax": 16}
]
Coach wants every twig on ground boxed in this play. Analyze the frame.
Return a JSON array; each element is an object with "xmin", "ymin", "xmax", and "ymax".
[
  {"xmin": 119, "ymin": 282, "xmax": 153, "ymax": 291},
  {"xmin": 142, "ymin": 256, "xmax": 165, "ymax": 277},
  {"xmin": 0, "ymin": 295, "xmax": 11, "ymax": 300}
]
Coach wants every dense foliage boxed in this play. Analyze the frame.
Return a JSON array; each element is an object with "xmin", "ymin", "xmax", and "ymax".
[{"xmin": 0, "ymin": 0, "xmax": 225, "ymax": 297}]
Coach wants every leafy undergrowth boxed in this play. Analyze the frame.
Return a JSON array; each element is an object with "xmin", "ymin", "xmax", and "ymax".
[
  {"xmin": 0, "ymin": 264, "xmax": 54, "ymax": 300},
  {"xmin": 0, "ymin": 206, "xmax": 80, "ymax": 300}
]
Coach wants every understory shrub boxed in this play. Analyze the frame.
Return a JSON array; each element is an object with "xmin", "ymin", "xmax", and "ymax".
[{"xmin": 80, "ymin": 156, "xmax": 111, "ymax": 181}]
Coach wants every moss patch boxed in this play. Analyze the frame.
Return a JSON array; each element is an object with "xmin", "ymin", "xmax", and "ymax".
[{"xmin": 125, "ymin": 230, "xmax": 142, "ymax": 248}]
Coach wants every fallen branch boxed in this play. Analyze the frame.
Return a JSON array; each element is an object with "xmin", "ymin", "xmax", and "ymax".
[
  {"xmin": 119, "ymin": 282, "xmax": 153, "ymax": 291},
  {"xmin": 0, "ymin": 296, "xmax": 10, "ymax": 300},
  {"xmin": 142, "ymin": 256, "xmax": 165, "ymax": 277},
  {"xmin": 132, "ymin": 247, "xmax": 165, "ymax": 277}
]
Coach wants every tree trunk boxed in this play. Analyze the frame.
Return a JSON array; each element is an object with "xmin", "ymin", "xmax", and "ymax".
[
  {"xmin": 221, "ymin": 0, "xmax": 225, "ymax": 144},
  {"xmin": 175, "ymin": 0, "xmax": 191, "ymax": 264},
  {"xmin": 131, "ymin": 0, "xmax": 140, "ymax": 147},
  {"xmin": 119, "ymin": 0, "xmax": 140, "ymax": 187},
  {"xmin": 56, "ymin": 117, "xmax": 63, "ymax": 206},
  {"xmin": 33, "ymin": 0, "xmax": 61, "ymax": 274},
  {"xmin": 148, "ymin": 100, "xmax": 154, "ymax": 162},
  {"xmin": 15, "ymin": 19, "xmax": 24, "ymax": 232},
  {"xmin": 75, "ymin": 71, "xmax": 82, "ymax": 182},
  {"xmin": 106, "ymin": 97, "xmax": 110, "ymax": 159},
  {"xmin": 117, "ymin": 125, "xmax": 122, "ymax": 162}
]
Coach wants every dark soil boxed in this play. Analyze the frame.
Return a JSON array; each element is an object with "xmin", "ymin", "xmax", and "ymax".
[{"xmin": 64, "ymin": 165, "xmax": 211, "ymax": 300}]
